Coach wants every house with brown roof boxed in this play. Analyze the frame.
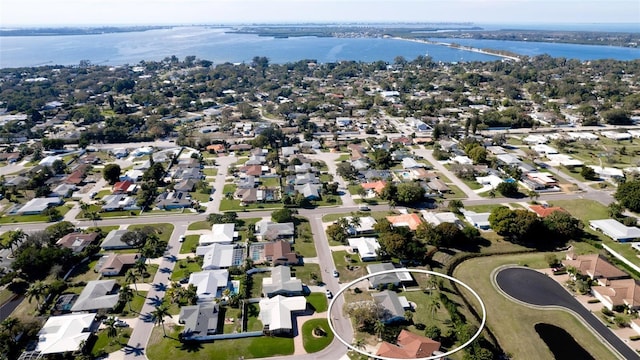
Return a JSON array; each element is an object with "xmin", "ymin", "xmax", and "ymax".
[
  {"xmin": 64, "ymin": 164, "xmax": 89, "ymax": 185},
  {"xmin": 391, "ymin": 137, "xmax": 413, "ymax": 146},
  {"xmin": 427, "ymin": 179, "xmax": 450, "ymax": 193},
  {"xmin": 99, "ymin": 253, "xmax": 142, "ymax": 276},
  {"xmin": 56, "ymin": 232, "xmax": 99, "ymax": 253},
  {"xmin": 386, "ymin": 213, "xmax": 423, "ymax": 231},
  {"xmin": 113, "ymin": 180, "xmax": 135, "ymax": 194},
  {"xmin": 563, "ymin": 253, "xmax": 629, "ymax": 286},
  {"xmin": 529, "ymin": 204, "xmax": 567, "ymax": 218},
  {"xmin": 591, "ymin": 279, "xmax": 640, "ymax": 311},
  {"xmin": 240, "ymin": 164, "xmax": 263, "ymax": 177},
  {"xmin": 376, "ymin": 330, "xmax": 441, "ymax": 359},
  {"xmin": 229, "ymin": 143, "xmax": 253, "ymax": 151},
  {"xmin": 264, "ymin": 240, "xmax": 299, "ymax": 266},
  {"xmin": 206, "ymin": 144, "xmax": 225, "ymax": 153}
]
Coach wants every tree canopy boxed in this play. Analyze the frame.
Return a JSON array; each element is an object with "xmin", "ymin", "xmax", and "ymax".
[
  {"xmin": 615, "ymin": 179, "xmax": 640, "ymax": 212},
  {"xmin": 103, "ymin": 163, "xmax": 121, "ymax": 185}
]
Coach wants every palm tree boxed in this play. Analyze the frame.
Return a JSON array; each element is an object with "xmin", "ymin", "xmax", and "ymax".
[
  {"xmin": 7, "ymin": 229, "xmax": 26, "ymax": 257},
  {"xmin": 104, "ymin": 317, "xmax": 118, "ymax": 340},
  {"xmin": 528, "ymin": 190, "xmax": 539, "ymax": 202},
  {"xmin": 134, "ymin": 259, "xmax": 147, "ymax": 279},
  {"xmin": 119, "ymin": 286, "xmax": 135, "ymax": 312},
  {"xmin": 373, "ymin": 320, "xmax": 385, "ymax": 341},
  {"xmin": 26, "ymin": 281, "xmax": 48, "ymax": 310},
  {"xmin": 125, "ymin": 269, "xmax": 138, "ymax": 292},
  {"xmin": 184, "ymin": 284, "xmax": 198, "ymax": 305},
  {"xmin": 151, "ymin": 303, "xmax": 172, "ymax": 337},
  {"xmin": 488, "ymin": 189, "xmax": 496, "ymax": 199},
  {"xmin": 336, "ymin": 217, "xmax": 350, "ymax": 231},
  {"xmin": 352, "ymin": 338, "xmax": 365, "ymax": 351},
  {"xmin": 427, "ymin": 295, "xmax": 441, "ymax": 319},
  {"xmin": 349, "ymin": 214, "xmax": 361, "ymax": 233}
]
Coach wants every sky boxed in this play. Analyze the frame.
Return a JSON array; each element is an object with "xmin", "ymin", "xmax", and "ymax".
[{"xmin": 0, "ymin": 0, "xmax": 639, "ymax": 27}]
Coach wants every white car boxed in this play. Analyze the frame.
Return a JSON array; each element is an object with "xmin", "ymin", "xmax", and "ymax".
[
  {"xmin": 179, "ymin": 235, "xmax": 185, "ymax": 242},
  {"xmin": 325, "ymin": 289, "xmax": 333, "ymax": 299}
]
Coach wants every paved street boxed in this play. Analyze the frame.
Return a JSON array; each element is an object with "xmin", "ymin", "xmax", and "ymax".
[{"xmin": 413, "ymin": 147, "xmax": 482, "ymax": 200}]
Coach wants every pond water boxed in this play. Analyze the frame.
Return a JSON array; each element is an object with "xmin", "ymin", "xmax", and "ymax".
[{"xmin": 534, "ymin": 323, "xmax": 595, "ymax": 360}]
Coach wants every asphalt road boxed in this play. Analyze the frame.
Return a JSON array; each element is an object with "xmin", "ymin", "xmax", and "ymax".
[{"xmin": 495, "ymin": 267, "xmax": 639, "ymax": 360}]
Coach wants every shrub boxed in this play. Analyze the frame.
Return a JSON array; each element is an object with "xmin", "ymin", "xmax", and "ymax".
[
  {"xmin": 601, "ymin": 307, "xmax": 614, "ymax": 317},
  {"xmin": 587, "ymin": 299, "xmax": 600, "ymax": 304},
  {"xmin": 630, "ymin": 335, "xmax": 640, "ymax": 341}
]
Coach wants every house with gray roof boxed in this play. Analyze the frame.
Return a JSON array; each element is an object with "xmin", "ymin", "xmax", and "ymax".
[
  {"xmin": 155, "ymin": 191, "xmax": 192, "ymax": 209},
  {"xmin": 367, "ymin": 263, "xmax": 413, "ymax": 288},
  {"xmin": 101, "ymin": 229, "xmax": 132, "ymax": 250},
  {"xmin": 372, "ymin": 290, "xmax": 409, "ymax": 324},
  {"xmin": 255, "ymin": 220, "xmax": 295, "ymax": 242},
  {"xmin": 70, "ymin": 280, "xmax": 119, "ymax": 312},
  {"xmin": 262, "ymin": 266, "xmax": 303, "ymax": 298},
  {"xmin": 294, "ymin": 183, "xmax": 322, "ymax": 199},
  {"xmin": 101, "ymin": 194, "xmax": 138, "ymax": 212},
  {"xmin": 17, "ymin": 197, "xmax": 63, "ymax": 215},
  {"xmin": 51, "ymin": 184, "xmax": 76, "ymax": 198},
  {"xmin": 179, "ymin": 302, "xmax": 220, "ymax": 340}
]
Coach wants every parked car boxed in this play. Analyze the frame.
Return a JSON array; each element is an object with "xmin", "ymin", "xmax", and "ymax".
[
  {"xmin": 358, "ymin": 205, "xmax": 370, "ymax": 211},
  {"xmin": 179, "ymin": 277, "xmax": 189, "ymax": 284},
  {"xmin": 179, "ymin": 235, "xmax": 185, "ymax": 242},
  {"xmin": 326, "ymin": 289, "xmax": 333, "ymax": 299},
  {"xmin": 332, "ymin": 270, "xmax": 339, "ymax": 278}
]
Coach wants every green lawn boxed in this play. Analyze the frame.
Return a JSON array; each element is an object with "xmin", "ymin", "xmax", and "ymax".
[
  {"xmin": 188, "ymin": 220, "xmax": 210, "ymax": 230},
  {"xmin": 202, "ymin": 168, "xmax": 218, "ymax": 176},
  {"xmin": 260, "ymin": 177, "xmax": 281, "ymax": 187},
  {"xmin": 461, "ymin": 177, "xmax": 483, "ymax": 190},
  {"xmin": 347, "ymin": 184, "xmax": 364, "ymax": 196},
  {"xmin": 179, "ymin": 235, "xmax": 200, "ymax": 254},
  {"xmin": 464, "ymin": 204, "xmax": 505, "ymax": 213},
  {"xmin": 146, "ymin": 325, "xmax": 294, "ymax": 360},
  {"xmin": 236, "ymin": 157, "xmax": 249, "ymax": 165},
  {"xmin": 128, "ymin": 223, "xmax": 174, "ymax": 242},
  {"xmin": 220, "ymin": 199, "xmax": 283, "ymax": 212},
  {"xmin": 549, "ymin": 199, "xmax": 609, "ymax": 222},
  {"xmin": 306, "ymin": 292, "xmax": 328, "ymax": 313},
  {"xmin": 302, "ymin": 318, "xmax": 334, "ymax": 353},
  {"xmin": 170, "ymin": 259, "xmax": 202, "ymax": 281},
  {"xmin": 313, "ymin": 195, "xmax": 342, "ymax": 207},
  {"xmin": 189, "ymin": 189, "xmax": 211, "ymax": 203},
  {"xmin": 294, "ymin": 217, "xmax": 317, "ymax": 257},
  {"xmin": 331, "ymin": 250, "xmax": 369, "ymax": 283},
  {"xmin": 443, "ymin": 184, "xmax": 466, "ymax": 199},
  {"xmin": 124, "ymin": 290, "xmax": 148, "ymax": 315},
  {"xmin": 336, "ymin": 154, "xmax": 350, "ymax": 162},
  {"xmin": 291, "ymin": 263, "xmax": 321, "ymax": 285},
  {"xmin": 90, "ymin": 327, "xmax": 133, "ymax": 357},
  {"xmin": 454, "ymin": 253, "xmax": 618, "ymax": 360},
  {"xmin": 322, "ymin": 210, "xmax": 394, "ymax": 223}
]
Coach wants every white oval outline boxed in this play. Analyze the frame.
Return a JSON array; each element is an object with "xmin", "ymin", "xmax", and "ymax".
[{"xmin": 327, "ymin": 269, "xmax": 486, "ymax": 360}]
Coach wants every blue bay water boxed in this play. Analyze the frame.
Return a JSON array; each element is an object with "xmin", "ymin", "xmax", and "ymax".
[{"xmin": 0, "ymin": 26, "xmax": 638, "ymax": 69}]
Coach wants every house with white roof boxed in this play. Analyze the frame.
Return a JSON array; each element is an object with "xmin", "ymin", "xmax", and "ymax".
[
  {"xmin": 401, "ymin": 157, "xmax": 422, "ymax": 169},
  {"xmin": 452, "ymin": 155, "xmax": 473, "ymax": 165},
  {"xmin": 188, "ymin": 270, "xmax": 229, "ymax": 303},
  {"xmin": 196, "ymin": 244, "xmax": 243, "ymax": 270},
  {"xmin": 590, "ymin": 219, "xmax": 640, "ymax": 242},
  {"xmin": 35, "ymin": 313, "xmax": 98, "ymax": 355},
  {"xmin": 475, "ymin": 174, "xmax": 503, "ymax": 188},
  {"xmin": 39, "ymin": 155, "xmax": 63, "ymax": 167},
  {"xmin": 567, "ymin": 132, "xmax": 599, "ymax": 141},
  {"xmin": 588, "ymin": 166, "xmax": 624, "ymax": 180},
  {"xmin": 366, "ymin": 263, "xmax": 413, "ymax": 288},
  {"xmin": 199, "ymin": 223, "xmax": 237, "ymax": 246},
  {"xmin": 344, "ymin": 216, "xmax": 377, "ymax": 235},
  {"xmin": 348, "ymin": 237, "xmax": 381, "ymax": 261},
  {"xmin": 628, "ymin": 130, "xmax": 640, "ymax": 139},
  {"xmin": 532, "ymin": 144, "xmax": 558, "ymax": 155},
  {"xmin": 546, "ymin": 154, "xmax": 584, "ymax": 168},
  {"xmin": 523, "ymin": 134, "xmax": 549, "ymax": 144},
  {"xmin": 461, "ymin": 210, "xmax": 491, "ymax": 230},
  {"xmin": 421, "ymin": 211, "xmax": 461, "ymax": 227},
  {"xmin": 258, "ymin": 295, "xmax": 307, "ymax": 336},
  {"xmin": 601, "ymin": 131, "xmax": 632, "ymax": 141}
]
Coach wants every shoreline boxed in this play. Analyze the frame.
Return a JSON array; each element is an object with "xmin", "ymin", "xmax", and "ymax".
[{"xmin": 391, "ymin": 36, "xmax": 521, "ymax": 62}]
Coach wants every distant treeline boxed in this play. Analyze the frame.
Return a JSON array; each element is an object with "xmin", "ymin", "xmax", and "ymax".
[{"xmin": 0, "ymin": 26, "xmax": 170, "ymax": 37}]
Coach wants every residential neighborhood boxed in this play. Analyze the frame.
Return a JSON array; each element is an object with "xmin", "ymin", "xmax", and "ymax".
[{"xmin": 0, "ymin": 46, "xmax": 639, "ymax": 360}]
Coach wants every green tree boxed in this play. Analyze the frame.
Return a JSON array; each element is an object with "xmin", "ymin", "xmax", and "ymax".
[
  {"xmin": 496, "ymin": 181, "xmax": 519, "ymax": 198},
  {"xmin": 104, "ymin": 317, "xmax": 119, "ymax": 340},
  {"xmin": 602, "ymin": 108, "xmax": 631, "ymax": 125},
  {"xmin": 467, "ymin": 146, "xmax": 487, "ymax": 164},
  {"xmin": 615, "ymin": 180, "xmax": 640, "ymax": 212},
  {"xmin": 271, "ymin": 208, "xmax": 294, "ymax": 223},
  {"xmin": 424, "ymin": 324, "xmax": 441, "ymax": 340},
  {"xmin": 103, "ymin": 163, "xmax": 121, "ymax": 185},
  {"xmin": 119, "ymin": 285, "xmax": 135, "ymax": 312},
  {"xmin": 326, "ymin": 223, "xmax": 348, "ymax": 244},
  {"xmin": 374, "ymin": 320, "xmax": 385, "ymax": 340},
  {"xmin": 151, "ymin": 302, "xmax": 172, "ymax": 337},
  {"xmin": 488, "ymin": 207, "xmax": 542, "ymax": 245},
  {"xmin": 26, "ymin": 281, "xmax": 48, "ymax": 310},
  {"xmin": 543, "ymin": 211, "xmax": 584, "ymax": 239},
  {"xmin": 125, "ymin": 269, "xmax": 138, "ymax": 292},
  {"xmin": 370, "ymin": 149, "xmax": 393, "ymax": 169},
  {"xmin": 581, "ymin": 166, "xmax": 598, "ymax": 180},
  {"xmin": 395, "ymin": 182, "xmax": 425, "ymax": 204},
  {"xmin": 426, "ymin": 295, "xmax": 441, "ymax": 319}
]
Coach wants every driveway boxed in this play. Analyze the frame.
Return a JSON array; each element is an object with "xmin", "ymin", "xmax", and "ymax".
[{"xmin": 495, "ymin": 267, "xmax": 638, "ymax": 360}]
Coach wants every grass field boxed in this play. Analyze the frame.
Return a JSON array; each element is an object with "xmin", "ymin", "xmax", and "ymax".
[
  {"xmin": 170, "ymin": 259, "xmax": 202, "ymax": 281},
  {"xmin": 454, "ymin": 253, "xmax": 618, "ymax": 360},
  {"xmin": 187, "ymin": 220, "xmax": 210, "ymax": 230},
  {"xmin": 294, "ymin": 217, "xmax": 317, "ymax": 258},
  {"xmin": 302, "ymin": 318, "xmax": 334, "ymax": 353},
  {"xmin": 146, "ymin": 325, "xmax": 294, "ymax": 360},
  {"xmin": 90, "ymin": 327, "xmax": 133, "ymax": 357},
  {"xmin": 179, "ymin": 235, "xmax": 200, "ymax": 254}
]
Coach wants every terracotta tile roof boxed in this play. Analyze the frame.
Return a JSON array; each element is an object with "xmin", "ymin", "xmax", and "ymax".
[
  {"xmin": 564, "ymin": 253, "xmax": 629, "ymax": 281},
  {"xmin": 386, "ymin": 213, "xmax": 423, "ymax": 231},
  {"xmin": 592, "ymin": 279, "xmax": 640, "ymax": 309},
  {"xmin": 376, "ymin": 330, "xmax": 440, "ymax": 359},
  {"xmin": 206, "ymin": 144, "xmax": 225, "ymax": 152},
  {"xmin": 113, "ymin": 180, "xmax": 134, "ymax": 194},
  {"xmin": 529, "ymin": 205, "xmax": 568, "ymax": 218},
  {"xmin": 361, "ymin": 180, "xmax": 387, "ymax": 195}
]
